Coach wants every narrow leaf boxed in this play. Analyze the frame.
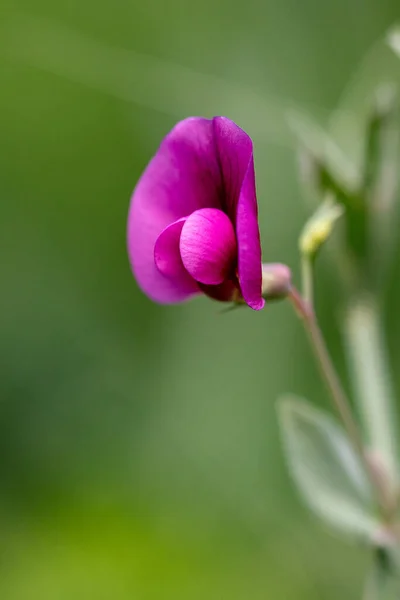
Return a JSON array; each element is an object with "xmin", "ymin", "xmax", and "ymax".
[
  {"xmin": 278, "ymin": 396, "xmax": 379, "ymax": 541},
  {"xmin": 287, "ymin": 109, "xmax": 360, "ymax": 195},
  {"xmin": 288, "ymin": 110, "xmax": 368, "ymax": 264}
]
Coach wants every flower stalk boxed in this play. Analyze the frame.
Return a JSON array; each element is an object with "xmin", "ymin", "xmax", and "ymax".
[{"xmin": 288, "ymin": 283, "xmax": 394, "ymax": 523}]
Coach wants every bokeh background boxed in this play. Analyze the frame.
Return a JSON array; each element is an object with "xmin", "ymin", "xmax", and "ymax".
[{"xmin": 2, "ymin": 0, "xmax": 400, "ymax": 598}]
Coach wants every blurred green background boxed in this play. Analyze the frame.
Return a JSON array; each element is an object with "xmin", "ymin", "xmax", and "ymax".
[{"xmin": 2, "ymin": 0, "xmax": 400, "ymax": 597}]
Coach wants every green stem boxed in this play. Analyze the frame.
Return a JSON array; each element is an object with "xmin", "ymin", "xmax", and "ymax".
[
  {"xmin": 343, "ymin": 294, "xmax": 398, "ymax": 493},
  {"xmin": 301, "ymin": 255, "xmax": 314, "ymax": 306},
  {"xmin": 289, "ymin": 286, "xmax": 391, "ymax": 519}
]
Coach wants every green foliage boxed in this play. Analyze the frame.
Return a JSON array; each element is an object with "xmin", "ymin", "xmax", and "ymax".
[{"xmin": 279, "ymin": 397, "xmax": 379, "ymax": 541}]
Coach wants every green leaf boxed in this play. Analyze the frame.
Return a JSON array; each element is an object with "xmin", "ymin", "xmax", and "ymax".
[
  {"xmin": 362, "ymin": 85, "xmax": 397, "ymax": 192},
  {"xmin": 363, "ymin": 88, "xmax": 400, "ymax": 290},
  {"xmin": 329, "ymin": 36, "xmax": 400, "ymax": 169},
  {"xmin": 288, "ymin": 110, "xmax": 369, "ymax": 268},
  {"xmin": 287, "ymin": 109, "xmax": 360, "ymax": 196},
  {"xmin": 278, "ymin": 396, "xmax": 379, "ymax": 541}
]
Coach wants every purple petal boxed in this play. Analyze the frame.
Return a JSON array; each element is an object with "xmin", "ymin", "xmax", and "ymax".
[
  {"xmin": 127, "ymin": 118, "xmax": 223, "ymax": 303},
  {"xmin": 154, "ymin": 218, "xmax": 199, "ymax": 296},
  {"xmin": 213, "ymin": 117, "xmax": 264, "ymax": 310},
  {"xmin": 179, "ymin": 208, "xmax": 237, "ymax": 285}
]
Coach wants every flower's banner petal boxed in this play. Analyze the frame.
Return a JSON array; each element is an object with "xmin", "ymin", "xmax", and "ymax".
[
  {"xmin": 213, "ymin": 117, "xmax": 264, "ymax": 310},
  {"xmin": 180, "ymin": 208, "xmax": 237, "ymax": 285},
  {"xmin": 154, "ymin": 218, "xmax": 199, "ymax": 297},
  {"xmin": 128, "ymin": 117, "xmax": 222, "ymax": 302}
]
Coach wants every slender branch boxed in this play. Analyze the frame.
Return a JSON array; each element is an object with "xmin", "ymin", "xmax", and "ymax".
[
  {"xmin": 289, "ymin": 287, "xmax": 365, "ymax": 458},
  {"xmin": 288, "ymin": 285, "xmax": 391, "ymax": 520},
  {"xmin": 301, "ymin": 255, "xmax": 314, "ymax": 306}
]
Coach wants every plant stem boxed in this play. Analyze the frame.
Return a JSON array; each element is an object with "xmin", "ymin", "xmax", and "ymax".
[
  {"xmin": 289, "ymin": 287, "xmax": 365, "ymax": 458},
  {"xmin": 301, "ymin": 255, "xmax": 314, "ymax": 306},
  {"xmin": 288, "ymin": 286, "xmax": 391, "ymax": 519}
]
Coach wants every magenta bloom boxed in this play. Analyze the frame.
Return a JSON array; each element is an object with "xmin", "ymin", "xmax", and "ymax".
[{"xmin": 127, "ymin": 116, "xmax": 265, "ymax": 310}]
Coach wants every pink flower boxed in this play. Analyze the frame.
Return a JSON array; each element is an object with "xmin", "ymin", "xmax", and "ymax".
[{"xmin": 127, "ymin": 116, "xmax": 265, "ymax": 310}]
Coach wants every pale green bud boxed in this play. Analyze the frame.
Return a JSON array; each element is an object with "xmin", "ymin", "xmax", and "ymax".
[{"xmin": 299, "ymin": 198, "xmax": 344, "ymax": 258}]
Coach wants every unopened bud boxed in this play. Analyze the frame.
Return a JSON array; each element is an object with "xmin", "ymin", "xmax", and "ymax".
[
  {"xmin": 261, "ymin": 263, "xmax": 292, "ymax": 300},
  {"xmin": 299, "ymin": 197, "xmax": 344, "ymax": 258}
]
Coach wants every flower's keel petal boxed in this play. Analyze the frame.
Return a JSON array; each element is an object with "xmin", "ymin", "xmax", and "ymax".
[
  {"xmin": 180, "ymin": 208, "xmax": 237, "ymax": 285},
  {"xmin": 131, "ymin": 216, "xmax": 197, "ymax": 303}
]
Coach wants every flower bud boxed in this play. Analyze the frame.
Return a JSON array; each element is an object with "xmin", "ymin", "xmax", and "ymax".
[
  {"xmin": 261, "ymin": 263, "xmax": 292, "ymax": 301},
  {"xmin": 299, "ymin": 197, "xmax": 344, "ymax": 258}
]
